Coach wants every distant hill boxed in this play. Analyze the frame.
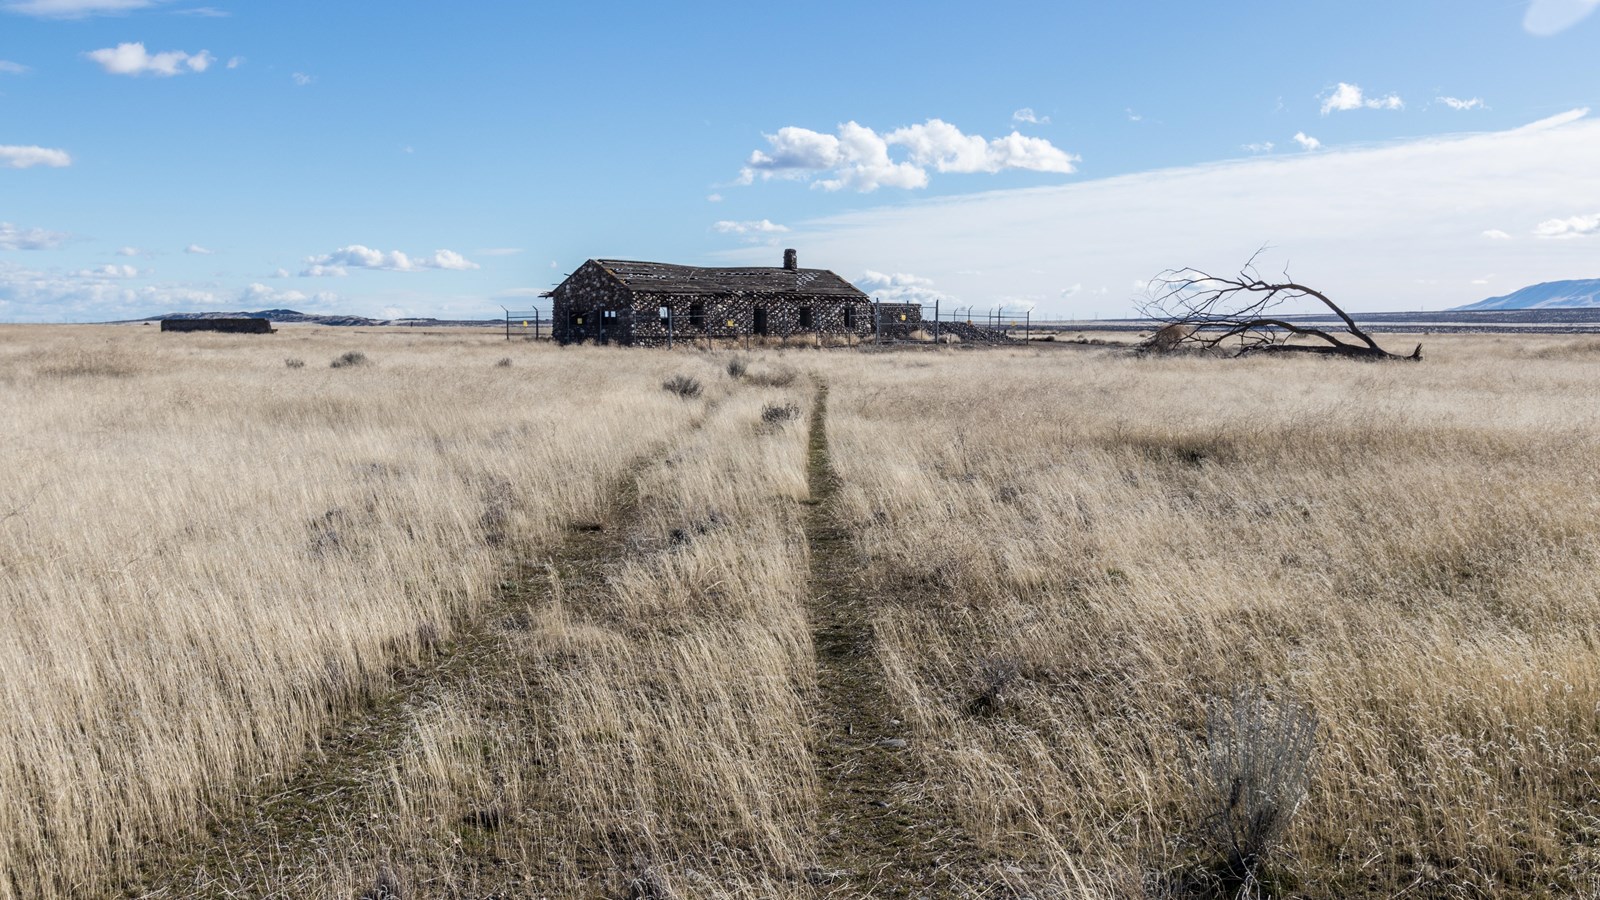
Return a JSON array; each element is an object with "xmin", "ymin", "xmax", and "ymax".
[
  {"xmin": 144, "ymin": 308, "xmax": 384, "ymax": 327},
  {"xmin": 129, "ymin": 309, "xmax": 499, "ymax": 327},
  {"xmin": 1456, "ymin": 279, "xmax": 1600, "ymax": 311}
]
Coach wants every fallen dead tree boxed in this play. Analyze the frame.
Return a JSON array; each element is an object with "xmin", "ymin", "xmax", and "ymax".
[{"xmin": 1140, "ymin": 253, "xmax": 1421, "ymax": 360}]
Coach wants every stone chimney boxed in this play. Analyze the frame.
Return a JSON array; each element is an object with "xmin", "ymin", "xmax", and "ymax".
[{"xmin": 783, "ymin": 248, "xmax": 798, "ymax": 270}]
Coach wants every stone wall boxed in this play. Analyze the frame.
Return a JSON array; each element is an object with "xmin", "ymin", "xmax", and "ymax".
[
  {"xmin": 550, "ymin": 262, "xmax": 635, "ymax": 344},
  {"xmin": 629, "ymin": 294, "xmax": 874, "ymax": 347}
]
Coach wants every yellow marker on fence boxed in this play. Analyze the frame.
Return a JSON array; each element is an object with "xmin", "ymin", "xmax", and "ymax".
[{"xmin": 521, "ymin": 321, "xmax": 528, "ymax": 327}]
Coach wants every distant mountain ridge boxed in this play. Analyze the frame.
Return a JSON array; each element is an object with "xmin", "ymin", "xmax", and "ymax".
[
  {"xmin": 129, "ymin": 309, "xmax": 498, "ymax": 327},
  {"xmin": 1456, "ymin": 279, "xmax": 1600, "ymax": 311}
]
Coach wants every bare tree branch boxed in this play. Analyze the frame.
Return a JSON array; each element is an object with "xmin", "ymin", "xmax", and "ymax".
[{"xmin": 1139, "ymin": 251, "xmax": 1421, "ymax": 361}]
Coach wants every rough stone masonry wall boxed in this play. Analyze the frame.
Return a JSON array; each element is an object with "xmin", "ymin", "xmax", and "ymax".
[
  {"xmin": 551, "ymin": 264, "xmax": 635, "ymax": 344},
  {"xmin": 628, "ymin": 294, "xmax": 875, "ymax": 347}
]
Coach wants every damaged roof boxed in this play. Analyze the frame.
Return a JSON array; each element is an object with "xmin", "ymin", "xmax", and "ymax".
[{"xmin": 591, "ymin": 259, "xmax": 867, "ymax": 298}]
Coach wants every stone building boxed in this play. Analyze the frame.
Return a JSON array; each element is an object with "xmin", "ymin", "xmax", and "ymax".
[{"xmin": 548, "ymin": 250, "xmax": 875, "ymax": 346}]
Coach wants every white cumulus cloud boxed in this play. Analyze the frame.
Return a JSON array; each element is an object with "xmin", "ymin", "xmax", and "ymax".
[
  {"xmin": 854, "ymin": 270, "xmax": 951, "ymax": 305},
  {"xmin": 1320, "ymin": 82, "xmax": 1404, "ymax": 115},
  {"xmin": 1438, "ymin": 96, "xmax": 1485, "ymax": 111},
  {"xmin": 0, "ymin": 145, "xmax": 71, "ymax": 168},
  {"xmin": 1293, "ymin": 132, "xmax": 1322, "ymax": 151},
  {"xmin": 300, "ymin": 245, "xmax": 480, "ymax": 277},
  {"xmin": 888, "ymin": 119, "xmax": 1079, "ymax": 175},
  {"xmin": 1525, "ymin": 0, "xmax": 1600, "ymax": 35},
  {"xmin": 0, "ymin": 222, "xmax": 69, "ymax": 250},
  {"xmin": 86, "ymin": 42, "xmax": 213, "ymax": 76},
  {"xmin": 1012, "ymin": 107, "xmax": 1049, "ymax": 125},
  {"xmin": 1533, "ymin": 213, "xmax": 1600, "ymax": 238},
  {"xmin": 740, "ymin": 118, "xmax": 1077, "ymax": 193}
]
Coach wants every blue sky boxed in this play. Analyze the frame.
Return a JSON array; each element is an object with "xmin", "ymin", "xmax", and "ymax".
[{"xmin": 2, "ymin": 0, "xmax": 1598, "ymax": 321}]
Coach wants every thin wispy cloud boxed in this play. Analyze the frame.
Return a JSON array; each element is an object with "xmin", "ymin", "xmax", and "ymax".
[
  {"xmin": 241, "ymin": 281, "xmax": 338, "ymax": 308},
  {"xmin": 0, "ymin": 222, "xmax": 70, "ymax": 250},
  {"xmin": 1524, "ymin": 0, "xmax": 1600, "ymax": 35},
  {"xmin": 299, "ymin": 245, "xmax": 480, "ymax": 277},
  {"xmin": 716, "ymin": 111, "xmax": 1600, "ymax": 317},
  {"xmin": 738, "ymin": 118, "xmax": 1078, "ymax": 193},
  {"xmin": 1438, "ymin": 96, "xmax": 1486, "ymax": 111},
  {"xmin": 1012, "ymin": 108, "xmax": 1049, "ymax": 125},
  {"xmin": 1482, "ymin": 229, "xmax": 1513, "ymax": 240},
  {"xmin": 0, "ymin": 145, "xmax": 71, "ymax": 168},
  {"xmin": 86, "ymin": 43, "xmax": 213, "ymax": 76},
  {"xmin": 184, "ymin": 243, "xmax": 214, "ymax": 255},
  {"xmin": 1242, "ymin": 142, "xmax": 1274, "ymax": 154},
  {"xmin": 3, "ymin": 0, "xmax": 162, "ymax": 17},
  {"xmin": 0, "ymin": 259, "xmax": 217, "ymax": 322},
  {"xmin": 712, "ymin": 219, "xmax": 789, "ymax": 235},
  {"xmin": 0, "ymin": 60, "xmax": 28, "ymax": 74},
  {"xmin": 291, "ymin": 72, "xmax": 313, "ymax": 86},
  {"xmin": 1321, "ymin": 82, "xmax": 1404, "ymax": 115},
  {"xmin": 76, "ymin": 264, "xmax": 140, "ymax": 278}
]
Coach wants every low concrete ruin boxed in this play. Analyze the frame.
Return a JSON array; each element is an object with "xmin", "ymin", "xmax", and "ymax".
[{"xmin": 160, "ymin": 318, "xmax": 274, "ymax": 334}]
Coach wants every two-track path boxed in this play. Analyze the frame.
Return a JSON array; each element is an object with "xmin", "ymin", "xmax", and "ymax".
[{"xmin": 804, "ymin": 384, "xmax": 987, "ymax": 898}]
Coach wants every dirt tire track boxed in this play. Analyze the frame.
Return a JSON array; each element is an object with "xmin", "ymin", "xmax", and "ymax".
[
  {"xmin": 805, "ymin": 383, "xmax": 987, "ymax": 898},
  {"xmin": 122, "ymin": 467, "xmax": 653, "ymax": 899}
]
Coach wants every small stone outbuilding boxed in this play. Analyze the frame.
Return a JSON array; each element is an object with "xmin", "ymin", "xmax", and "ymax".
[{"xmin": 548, "ymin": 250, "xmax": 873, "ymax": 346}]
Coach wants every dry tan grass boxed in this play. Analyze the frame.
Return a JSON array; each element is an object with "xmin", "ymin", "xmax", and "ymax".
[
  {"xmin": 821, "ymin": 336, "xmax": 1600, "ymax": 896},
  {"xmin": 5, "ymin": 327, "xmax": 1600, "ymax": 897},
  {"xmin": 0, "ymin": 326, "xmax": 691, "ymax": 898}
]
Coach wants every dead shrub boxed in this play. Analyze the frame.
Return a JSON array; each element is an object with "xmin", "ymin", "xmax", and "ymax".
[
  {"xmin": 1143, "ymin": 323, "xmax": 1196, "ymax": 353},
  {"xmin": 495, "ymin": 357, "xmax": 513, "ymax": 368},
  {"xmin": 330, "ymin": 351, "xmax": 370, "ymax": 369},
  {"xmin": 726, "ymin": 357, "xmax": 749, "ymax": 379},
  {"xmin": 661, "ymin": 374, "xmax": 702, "ymax": 399},
  {"xmin": 761, "ymin": 402, "xmax": 801, "ymax": 425},
  {"xmin": 1191, "ymin": 689, "xmax": 1318, "ymax": 888},
  {"xmin": 966, "ymin": 654, "xmax": 1022, "ymax": 717},
  {"xmin": 284, "ymin": 358, "xmax": 306, "ymax": 369},
  {"xmin": 626, "ymin": 855, "xmax": 676, "ymax": 900}
]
